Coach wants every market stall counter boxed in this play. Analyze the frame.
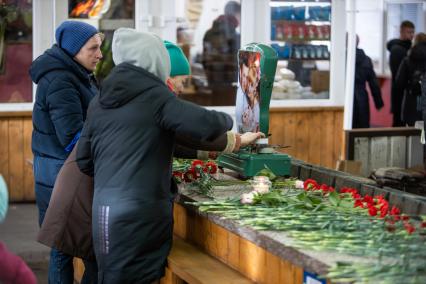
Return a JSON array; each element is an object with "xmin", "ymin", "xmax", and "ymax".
[{"xmin": 166, "ymin": 158, "xmax": 426, "ymax": 284}]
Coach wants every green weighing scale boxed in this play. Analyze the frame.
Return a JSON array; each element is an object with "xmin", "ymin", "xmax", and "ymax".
[{"xmin": 217, "ymin": 43, "xmax": 291, "ymax": 177}]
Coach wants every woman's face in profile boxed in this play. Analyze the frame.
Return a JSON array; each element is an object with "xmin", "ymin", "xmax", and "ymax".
[{"xmin": 239, "ymin": 64, "xmax": 249, "ymax": 94}]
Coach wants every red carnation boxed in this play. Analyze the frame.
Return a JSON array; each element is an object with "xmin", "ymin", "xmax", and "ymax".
[
  {"xmin": 354, "ymin": 200, "xmax": 364, "ymax": 208},
  {"xmin": 375, "ymin": 195, "xmax": 386, "ymax": 204},
  {"xmin": 404, "ymin": 223, "xmax": 416, "ymax": 234},
  {"xmin": 390, "ymin": 206, "xmax": 400, "ymax": 216},
  {"xmin": 363, "ymin": 195, "xmax": 374, "ymax": 205},
  {"xmin": 352, "ymin": 193, "xmax": 361, "ymax": 200},
  {"xmin": 173, "ymin": 172, "xmax": 184, "ymax": 183},
  {"xmin": 320, "ymin": 184, "xmax": 329, "ymax": 193},
  {"xmin": 379, "ymin": 207, "xmax": 388, "ymax": 218},
  {"xmin": 401, "ymin": 215, "xmax": 410, "ymax": 221},
  {"xmin": 303, "ymin": 179, "xmax": 319, "ymax": 191},
  {"xmin": 368, "ymin": 206, "xmax": 378, "ymax": 216},
  {"xmin": 191, "ymin": 160, "xmax": 204, "ymax": 168},
  {"xmin": 204, "ymin": 161, "xmax": 218, "ymax": 174},
  {"xmin": 184, "ymin": 168, "xmax": 197, "ymax": 182}
]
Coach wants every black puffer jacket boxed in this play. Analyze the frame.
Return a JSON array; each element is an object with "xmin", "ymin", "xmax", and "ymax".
[
  {"xmin": 29, "ymin": 45, "xmax": 98, "ymax": 226},
  {"xmin": 395, "ymin": 42, "xmax": 426, "ymax": 126},
  {"xmin": 76, "ymin": 62, "xmax": 232, "ymax": 283},
  {"xmin": 30, "ymin": 44, "xmax": 98, "ymax": 160},
  {"xmin": 353, "ymin": 48, "xmax": 383, "ymax": 128}
]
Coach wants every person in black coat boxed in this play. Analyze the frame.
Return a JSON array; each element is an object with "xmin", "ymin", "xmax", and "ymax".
[
  {"xmin": 395, "ymin": 33, "xmax": 426, "ymax": 126},
  {"xmin": 29, "ymin": 20, "xmax": 102, "ymax": 284},
  {"xmin": 387, "ymin": 20, "xmax": 415, "ymax": 126},
  {"xmin": 76, "ymin": 28, "xmax": 233, "ymax": 283},
  {"xmin": 353, "ymin": 36, "xmax": 384, "ymax": 128},
  {"xmin": 202, "ymin": 1, "xmax": 241, "ymax": 89}
]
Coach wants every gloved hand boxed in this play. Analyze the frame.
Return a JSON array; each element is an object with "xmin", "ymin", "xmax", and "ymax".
[{"xmin": 240, "ymin": 132, "xmax": 265, "ymax": 147}]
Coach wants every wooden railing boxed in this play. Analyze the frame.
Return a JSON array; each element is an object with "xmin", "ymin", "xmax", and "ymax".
[{"xmin": 345, "ymin": 127, "xmax": 423, "ymax": 177}]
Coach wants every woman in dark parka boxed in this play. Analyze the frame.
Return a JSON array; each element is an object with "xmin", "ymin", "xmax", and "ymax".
[
  {"xmin": 353, "ymin": 36, "xmax": 384, "ymax": 128},
  {"xmin": 29, "ymin": 20, "xmax": 102, "ymax": 283},
  {"xmin": 76, "ymin": 28, "xmax": 233, "ymax": 283}
]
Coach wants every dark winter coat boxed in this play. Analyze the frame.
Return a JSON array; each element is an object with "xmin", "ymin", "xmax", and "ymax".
[
  {"xmin": 395, "ymin": 42, "xmax": 426, "ymax": 126},
  {"xmin": 36, "ymin": 136, "xmax": 228, "ymax": 263},
  {"xmin": 353, "ymin": 48, "xmax": 384, "ymax": 128},
  {"xmin": 30, "ymin": 44, "xmax": 98, "ymax": 160},
  {"xmin": 29, "ymin": 44, "xmax": 98, "ymax": 213},
  {"xmin": 76, "ymin": 62, "xmax": 232, "ymax": 283},
  {"xmin": 387, "ymin": 39, "xmax": 412, "ymax": 121}
]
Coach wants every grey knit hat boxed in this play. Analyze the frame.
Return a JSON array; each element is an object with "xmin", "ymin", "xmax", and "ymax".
[{"xmin": 112, "ymin": 28, "xmax": 170, "ymax": 83}]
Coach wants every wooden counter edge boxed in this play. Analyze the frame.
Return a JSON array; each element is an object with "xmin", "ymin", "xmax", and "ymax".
[{"xmin": 0, "ymin": 110, "xmax": 32, "ymax": 117}]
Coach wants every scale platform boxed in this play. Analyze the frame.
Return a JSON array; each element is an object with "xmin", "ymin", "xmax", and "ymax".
[{"xmin": 218, "ymin": 151, "xmax": 291, "ymax": 178}]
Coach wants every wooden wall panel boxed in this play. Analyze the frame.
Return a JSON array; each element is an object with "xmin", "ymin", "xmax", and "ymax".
[
  {"xmin": 0, "ymin": 120, "xmax": 9, "ymax": 189},
  {"xmin": 334, "ymin": 111, "xmax": 344, "ymax": 162},
  {"xmin": 173, "ymin": 203, "xmax": 308, "ymax": 284},
  {"xmin": 8, "ymin": 118, "xmax": 24, "ymax": 201},
  {"xmin": 23, "ymin": 119, "xmax": 34, "ymax": 200},
  {"xmin": 0, "ymin": 113, "xmax": 33, "ymax": 202},
  {"xmin": 321, "ymin": 111, "xmax": 335, "ymax": 168},
  {"xmin": 295, "ymin": 112, "xmax": 310, "ymax": 162},
  {"xmin": 309, "ymin": 112, "xmax": 322, "ymax": 165},
  {"xmin": 270, "ymin": 107, "xmax": 344, "ymax": 170}
]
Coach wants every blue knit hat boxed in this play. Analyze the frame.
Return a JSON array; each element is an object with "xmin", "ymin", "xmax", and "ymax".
[{"xmin": 55, "ymin": 21, "xmax": 98, "ymax": 56}]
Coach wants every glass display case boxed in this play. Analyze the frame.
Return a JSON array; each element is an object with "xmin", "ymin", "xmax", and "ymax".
[
  {"xmin": 68, "ymin": 0, "xmax": 135, "ymax": 83},
  {"xmin": 269, "ymin": 0, "xmax": 331, "ymax": 101},
  {"xmin": 0, "ymin": 1, "xmax": 33, "ymax": 103}
]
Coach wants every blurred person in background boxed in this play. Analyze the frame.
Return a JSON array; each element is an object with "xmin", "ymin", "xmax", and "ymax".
[
  {"xmin": 387, "ymin": 20, "xmax": 415, "ymax": 126},
  {"xmin": 202, "ymin": 1, "xmax": 241, "ymax": 90},
  {"xmin": 395, "ymin": 33, "xmax": 426, "ymax": 126},
  {"xmin": 353, "ymin": 35, "xmax": 384, "ymax": 128}
]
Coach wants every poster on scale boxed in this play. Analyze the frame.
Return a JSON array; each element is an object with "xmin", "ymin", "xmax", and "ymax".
[{"xmin": 235, "ymin": 50, "xmax": 261, "ymax": 133}]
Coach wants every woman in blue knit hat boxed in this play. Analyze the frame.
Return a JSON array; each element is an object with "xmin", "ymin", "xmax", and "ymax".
[{"xmin": 29, "ymin": 20, "xmax": 103, "ymax": 284}]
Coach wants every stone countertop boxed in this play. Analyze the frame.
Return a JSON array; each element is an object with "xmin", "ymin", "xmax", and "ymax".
[{"xmin": 175, "ymin": 176, "xmax": 377, "ymax": 276}]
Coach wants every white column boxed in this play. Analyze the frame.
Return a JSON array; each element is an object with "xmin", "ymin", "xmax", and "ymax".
[
  {"xmin": 343, "ymin": 0, "xmax": 357, "ymax": 130},
  {"xmin": 241, "ymin": 0, "xmax": 269, "ymax": 46},
  {"xmin": 135, "ymin": 0, "xmax": 176, "ymax": 42},
  {"xmin": 33, "ymin": 0, "xmax": 54, "ymax": 59},
  {"xmin": 329, "ymin": 0, "xmax": 347, "ymax": 107}
]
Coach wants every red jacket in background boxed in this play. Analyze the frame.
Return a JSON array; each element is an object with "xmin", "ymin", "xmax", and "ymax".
[{"xmin": 0, "ymin": 242, "xmax": 37, "ymax": 284}]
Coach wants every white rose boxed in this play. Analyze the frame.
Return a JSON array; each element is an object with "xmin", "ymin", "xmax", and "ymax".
[
  {"xmin": 295, "ymin": 180, "xmax": 304, "ymax": 189},
  {"xmin": 253, "ymin": 184, "xmax": 270, "ymax": 194},
  {"xmin": 240, "ymin": 192, "xmax": 255, "ymax": 204}
]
